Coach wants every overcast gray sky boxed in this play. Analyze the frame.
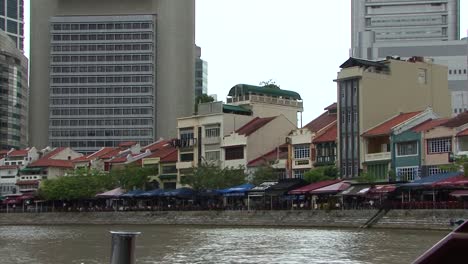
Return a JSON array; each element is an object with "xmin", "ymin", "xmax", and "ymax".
[{"xmin": 24, "ymin": 0, "xmax": 468, "ymax": 125}]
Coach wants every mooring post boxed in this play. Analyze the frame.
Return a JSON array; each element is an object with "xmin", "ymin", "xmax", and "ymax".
[{"xmin": 110, "ymin": 231, "xmax": 141, "ymax": 264}]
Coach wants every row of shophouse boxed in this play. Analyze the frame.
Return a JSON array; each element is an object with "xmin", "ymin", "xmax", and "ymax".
[{"xmin": 0, "ymin": 56, "xmax": 462, "ymax": 196}]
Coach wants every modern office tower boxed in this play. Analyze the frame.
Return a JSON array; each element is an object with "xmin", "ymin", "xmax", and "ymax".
[
  {"xmin": 335, "ymin": 57, "xmax": 451, "ymax": 178},
  {"xmin": 351, "ymin": 0, "xmax": 460, "ymax": 48},
  {"xmin": 195, "ymin": 45, "xmax": 208, "ymax": 97},
  {"xmin": 0, "ymin": 31, "xmax": 28, "ymax": 150},
  {"xmin": 351, "ymin": 0, "xmax": 465, "ymax": 116},
  {"xmin": 29, "ymin": 0, "xmax": 195, "ymax": 153},
  {"xmin": 0, "ymin": 0, "xmax": 24, "ymax": 50}
]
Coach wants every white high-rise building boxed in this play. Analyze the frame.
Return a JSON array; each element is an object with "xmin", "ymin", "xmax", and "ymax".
[{"xmin": 29, "ymin": 0, "xmax": 195, "ymax": 153}]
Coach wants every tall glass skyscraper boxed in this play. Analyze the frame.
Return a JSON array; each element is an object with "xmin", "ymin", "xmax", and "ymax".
[
  {"xmin": 0, "ymin": 0, "xmax": 24, "ymax": 50},
  {"xmin": 0, "ymin": 30, "xmax": 28, "ymax": 150}
]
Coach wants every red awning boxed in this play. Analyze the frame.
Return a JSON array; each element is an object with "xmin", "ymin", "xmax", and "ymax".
[
  {"xmin": 432, "ymin": 176, "xmax": 468, "ymax": 188},
  {"xmin": 369, "ymin": 184, "xmax": 397, "ymax": 194},
  {"xmin": 288, "ymin": 179, "xmax": 341, "ymax": 195},
  {"xmin": 309, "ymin": 181, "xmax": 350, "ymax": 195},
  {"xmin": 449, "ymin": 190, "xmax": 468, "ymax": 197}
]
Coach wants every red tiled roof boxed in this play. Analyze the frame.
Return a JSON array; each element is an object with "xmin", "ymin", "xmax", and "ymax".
[
  {"xmin": 29, "ymin": 159, "xmax": 74, "ymax": 168},
  {"xmin": 302, "ymin": 111, "xmax": 337, "ymax": 133},
  {"xmin": 8, "ymin": 149, "xmax": 28, "ymax": 157},
  {"xmin": 141, "ymin": 139, "xmax": 174, "ymax": 152},
  {"xmin": 16, "ymin": 180, "xmax": 39, "ymax": 186},
  {"xmin": 411, "ymin": 118, "xmax": 449, "ymax": 133},
  {"xmin": 235, "ymin": 116, "xmax": 276, "ymax": 136},
  {"xmin": 108, "ymin": 156, "xmax": 129, "ymax": 163},
  {"xmin": 99, "ymin": 148, "xmax": 121, "ymax": 159},
  {"xmin": 0, "ymin": 150, "xmax": 9, "ymax": 154},
  {"xmin": 0, "ymin": 165, "xmax": 19, "ymax": 170},
  {"xmin": 42, "ymin": 147, "xmax": 67, "ymax": 159},
  {"xmin": 362, "ymin": 111, "xmax": 422, "ymax": 137},
  {"xmin": 442, "ymin": 111, "xmax": 468, "ymax": 128},
  {"xmin": 324, "ymin": 102, "xmax": 337, "ymax": 111},
  {"xmin": 72, "ymin": 147, "xmax": 116, "ymax": 162},
  {"xmin": 313, "ymin": 122, "xmax": 337, "ymax": 143},
  {"xmin": 457, "ymin": 128, "xmax": 468, "ymax": 137},
  {"xmin": 247, "ymin": 147, "xmax": 288, "ymax": 167},
  {"xmin": 160, "ymin": 150, "xmax": 178, "ymax": 163}
]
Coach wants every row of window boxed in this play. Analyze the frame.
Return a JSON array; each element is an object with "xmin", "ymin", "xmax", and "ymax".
[
  {"xmin": 51, "ymin": 65, "xmax": 153, "ymax": 74},
  {"xmin": 52, "ymin": 22, "xmax": 152, "ymax": 31},
  {"xmin": 51, "ymin": 43, "xmax": 152, "ymax": 53},
  {"xmin": 50, "ymin": 129, "xmax": 152, "ymax": 137},
  {"xmin": 50, "ymin": 118, "xmax": 152, "ymax": 127},
  {"xmin": 50, "ymin": 97, "xmax": 152, "ymax": 105},
  {"xmin": 51, "ymin": 54, "xmax": 153, "ymax": 63},
  {"xmin": 394, "ymin": 138, "xmax": 451, "ymax": 156},
  {"xmin": 50, "ymin": 107, "xmax": 152, "ymax": 116},
  {"xmin": 448, "ymin": 69, "xmax": 467, "ymax": 75},
  {"xmin": 51, "ymin": 86, "xmax": 152, "ymax": 95},
  {"xmin": 205, "ymin": 126, "xmax": 220, "ymax": 138},
  {"xmin": 50, "ymin": 140, "xmax": 153, "ymax": 149},
  {"xmin": 52, "ymin": 33, "xmax": 153, "ymax": 41},
  {"xmin": 293, "ymin": 144, "xmax": 310, "ymax": 159},
  {"xmin": 51, "ymin": 75, "xmax": 153, "ymax": 84}
]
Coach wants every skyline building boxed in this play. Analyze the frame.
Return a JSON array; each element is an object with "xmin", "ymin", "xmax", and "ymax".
[
  {"xmin": 351, "ymin": 0, "xmax": 466, "ymax": 116},
  {"xmin": 351, "ymin": 0, "xmax": 460, "ymax": 48},
  {"xmin": 29, "ymin": 0, "xmax": 195, "ymax": 153},
  {"xmin": 195, "ymin": 45, "xmax": 208, "ymax": 97},
  {"xmin": 0, "ymin": 0, "xmax": 24, "ymax": 50},
  {"xmin": 0, "ymin": 30, "xmax": 28, "ymax": 150}
]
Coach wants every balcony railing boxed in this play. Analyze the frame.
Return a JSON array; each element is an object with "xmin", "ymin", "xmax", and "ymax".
[
  {"xmin": 315, "ymin": 156, "xmax": 336, "ymax": 166},
  {"xmin": 364, "ymin": 152, "xmax": 391, "ymax": 162},
  {"xmin": 227, "ymin": 94, "xmax": 303, "ymax": 108}
]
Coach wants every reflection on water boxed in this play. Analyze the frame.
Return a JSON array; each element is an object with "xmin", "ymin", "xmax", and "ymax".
[{"xmin": 0, "ymin": 225, "xmax": 447, "ymax": 264}]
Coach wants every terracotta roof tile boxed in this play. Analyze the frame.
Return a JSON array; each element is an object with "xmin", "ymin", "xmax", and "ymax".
[
  {"xmin": 99, "ymin": 148, "xmax": 121, "ymax": 159},
  {"xmin": 313, "ymin": 122, "xmax": 337, "ymax": 143},
  {"xmin": 0, "ymin": 165, "xmax": 19, "ymax": 170},
  {"xmin": 42, "ymin": 147, "xmax": 67, "ymax": 159},
  {"xmin": 141, "ymin": 139, "xmax": 174, "ymax": 152},
  {"xmin": 411, "ymin": 118, "xmax": 449, "ymax": 132},
  {"xmin": 160, "ymin": 150, "xmax": 178, "ymax": 163},
  {"xmin": 303, "ymin": 111, "xmax": 337, "ymax": 132},
  {"xmin": 8, "ymin": 149, "xmax": 28, "ymax": 157},
  {"xmin": 363, "ymin": 111, "xmax": 422, "ymax": 137},
  {"xmin": 29, "ymin": 159, "xmax": 74, "ymax": 168},
  {"xmin": 442, "ymin": 111, "xmax": 468, "ymax": 128},
  {"xmin": 457, "ymin": 128, "xmax": 468, "ymax": 137},
  {"xmin": 235, "ymin": 116, "xmax": 276, "ymax": 136},
  {"xmin": 324, "ymin": 103, "xmax": 337, "ymax": 111},
  {"xmin": 118, "ymin": 141, "xmax": 137, "ymax": 147},
  {"xmin": 248, "ymin": 147, "xmax": 288, "ymax": 167}
]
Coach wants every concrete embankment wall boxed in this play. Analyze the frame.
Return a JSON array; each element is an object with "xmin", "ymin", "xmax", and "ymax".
[{"xmin": 0, "ymin": 210, "xmax": 466, "ymax": 230}]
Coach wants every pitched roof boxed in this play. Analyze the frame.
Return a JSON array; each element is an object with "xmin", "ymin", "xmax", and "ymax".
[
  {"xmin": 247, "ymin": 147, "xmax": 288, "ymax": 167},
  {"xmin": 141, "ymin": 139, "xmax": 173, "ymax": 152},
  {"xmin": 8, "ymin": 149, "xmax": 28, "ymax": 157},
  {"xmin": 99, "ymin": 148, "xmax": 121, "ymax": 159},
  {"xmin": 362, "ymin": 111, "xmax": 422, "ymax": 137},
  {"xmin": 28, "ymin": 159, "xmax": 74, "ymax": 168},
  {"xmin": 441, "ymin": 111, "xmax": 468, "ymax": 128},
  {"xmin": 340, "ymin": 57, "xmax": 388, "ymax": 69},
  {"xmin": 457, "ymin": 128, "xmax": 468, "ymax": 137},
  {"xmin": 411, "ymin": 118, "xmax": 449, "ymax": 133},
  {"xmin": 235, "ymin": 116, "xmax": 276, "ymax": 136},
  {"xmin": 144, "ymin": 146, "xmax": 178, "ymax": 161},
  {"xmin": 160, "ymin": 150, "xmax": 178, "ymax": 163},
  {"xmin": 303, "ymin": 110, "xmax": 337, "ymax": 132},
  {"xmin": 0, "ymin": 165, "xmax": 19, "ymax": 170},
  {"xmin": 41, "ymin": 147, "xmax": 67, "ymax": 159},
  {"xmin": 313, "ymin": 122, "xmax": 337, "ymax": 143},
  {"xmin": 324, "ymin": 103, "xmax": 337, "ymax": 111}
]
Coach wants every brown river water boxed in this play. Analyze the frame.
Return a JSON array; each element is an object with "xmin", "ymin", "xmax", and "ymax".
[{"xmin": 0, "ymin": 225, "xmax": 448, "ymax": 264}]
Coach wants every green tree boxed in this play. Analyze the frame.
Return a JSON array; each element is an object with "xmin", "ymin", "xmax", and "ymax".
[
  {"xmin": 182, "ymin": 163, "xmax": 246, "ymax": 191},
  {"xmin": 259, "ymin": 79, "xmax": 280, "ymax": 89},
  {"xmin": 440, "ymin": 154, "xmax": 468, "ymax": 177},
  {"xmin": 249, "ymin": 165, "xmax": 278, "ymax": 186},
  {"xmin": 194, "ymin": 94, "xmax": 215, "ymax": 113},
  {"xmin": 355, "ymin": 172, "xmax": 377, "ymax": 183},
  {"xmin": 303, "ymin": 166, "xmax": 338, "ymax": 183}
]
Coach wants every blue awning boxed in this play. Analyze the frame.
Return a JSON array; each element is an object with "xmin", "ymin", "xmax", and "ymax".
[
  {"xmin": 160, "ymin": 188, "xmax": 195, "ymax": 198},
  {"xmin": 219, "ymin": 183, "xmax": 254, "ymax": 197},
  {"xmin": 400, "ymin": 172, "xmax": 462, "ymax": 189},
  {"xmin": 121, "ymin": 189, "xmax": 145, "ymax": 198},
  {"xmin": 135, "ymin": 189, "xmax": 164, "ymax": 198}
]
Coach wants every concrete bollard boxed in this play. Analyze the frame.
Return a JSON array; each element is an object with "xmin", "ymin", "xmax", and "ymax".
[{"xmin": 110, "ymin": 231, "xmax": 141, "ymax": 264}]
